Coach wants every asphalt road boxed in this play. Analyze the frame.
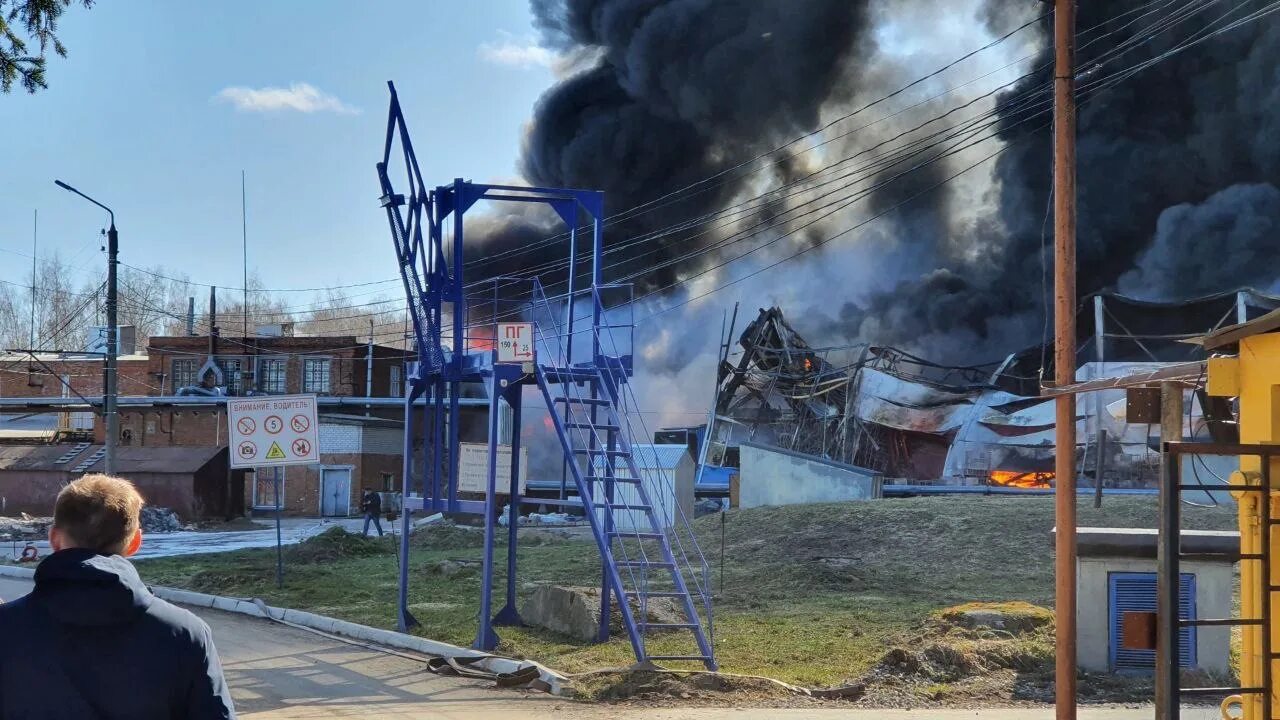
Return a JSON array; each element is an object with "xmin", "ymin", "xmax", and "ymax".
[{"xmin": 0, "ymin": 576, "xmax": 1212, "ymax": 719}]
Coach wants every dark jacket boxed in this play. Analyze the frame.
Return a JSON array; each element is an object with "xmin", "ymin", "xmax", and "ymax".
[
  {"xmin": 361, "ymin": 491, "xmax": 382, "ymax": 515},
  {"xmin": 0, "ymin": 549, "xmax": 236, "ymax": 719}
]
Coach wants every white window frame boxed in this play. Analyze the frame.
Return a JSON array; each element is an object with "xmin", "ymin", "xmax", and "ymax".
[
  {"xmin": 390, "ymin": 364, "xmax": 402, "ymax": 398},
  {"xmin": 171, "ymin": 358, "xmax": 197, "ymax": 392},
  {"xmin": 257, "ymin": 357, "xmax": 287, "ymax": 394},
  {"xmin": 303, "ymin": 357, "xmax": 332, "ymax": 395}
]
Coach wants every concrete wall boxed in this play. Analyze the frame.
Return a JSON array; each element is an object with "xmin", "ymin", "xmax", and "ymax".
[
  {"xmin": 1077, "ymin": 556, "xmax": 1232, "ymax": 674},
  {"xmin": 738, "ymin": 441, "xmax": 881, "ymax": 508}
]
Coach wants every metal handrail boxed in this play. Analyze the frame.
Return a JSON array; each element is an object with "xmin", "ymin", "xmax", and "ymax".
[{"xmin": 587, "ymin": 288, "xmax": 713, "ymax": 618}]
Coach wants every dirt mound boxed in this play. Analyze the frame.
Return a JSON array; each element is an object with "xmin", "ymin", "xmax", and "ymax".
[
  {"xmin": 409, "ymin": 522, "xmax": 485, "ymax": 551},
  {"xmin": 588, "ymin": 670, "xmax": 803, "ymax": 705},
  {"xmin": 852, "ymin": 602, "xmax": 1056, "ymax": 705},
  {"xmin": 938, "ymin": 602, "xmax": 1054, "ymax": 635},
  {"xmin": 287, "ymin": 527, "xmax": 389, "ymax": 563}
]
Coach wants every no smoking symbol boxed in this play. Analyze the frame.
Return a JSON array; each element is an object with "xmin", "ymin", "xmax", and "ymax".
[
  {"xmin": 237, "ymin": 417, "xmax": 256, "ymax": 435},
  {"xmin": 238, "ymin": 441, "xmax": 257, "ymax": 459},
  {"xmin": 291, "ymin": 414, "xmax": 310, "ymax": 433},
  {"xmin": 264, "ymin": 416, "xmax": 284, "ymax": 434},
  {"xmin": 292, "ymin": 438, "xmax": 311, "ymax": 457}
]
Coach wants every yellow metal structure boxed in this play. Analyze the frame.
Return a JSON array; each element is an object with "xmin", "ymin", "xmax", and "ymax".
[{"xmin": 1207, "ymin": 333, "xmax": 1280, "ymax": 720}]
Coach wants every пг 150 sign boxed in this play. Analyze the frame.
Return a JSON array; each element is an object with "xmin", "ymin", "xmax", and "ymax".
[
  {"xmin": 228, "ymin": 394, "xmax": 320, "ymax": 469},
  {"xmin": 497, "ymin": 322, "xmax": 534, "ymax": 363}
]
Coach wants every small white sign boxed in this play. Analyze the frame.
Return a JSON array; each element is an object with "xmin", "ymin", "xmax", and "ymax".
[
  {"xmin": 228, "ymin": 394, "xmax": 320, "ymax": 469},
  {"xmin": 458, "ymin": 443, "xmax": 528, "ymax": 494},
  {"xmin": 497, "ymin": 322, "xmax": 534, "ymax": 363}
]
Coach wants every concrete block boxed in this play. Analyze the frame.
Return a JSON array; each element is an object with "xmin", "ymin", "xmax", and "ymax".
[
  {"xmin": 521, "ymin": 586, "xmax": 600, "ymax": 642},
  {"xmin": 520, "ymin": 585, "xmax": 684, "ymax": 643}
]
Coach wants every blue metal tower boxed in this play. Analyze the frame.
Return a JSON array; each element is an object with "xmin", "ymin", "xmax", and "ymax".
[{"xmin": 375, "ymin": 82, "xmax": 716, "ymax": 669}]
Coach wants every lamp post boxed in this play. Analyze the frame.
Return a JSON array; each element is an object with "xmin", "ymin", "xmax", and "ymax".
[{"xmin": 54, "ymin": 180, "xmax": 118, "ymax": 475}]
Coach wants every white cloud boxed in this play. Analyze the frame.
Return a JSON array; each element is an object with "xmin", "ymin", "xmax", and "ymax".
[
  {"xmin": 214, "ymin": 82, "xmax": 359, "ymax": 115},
  {"xmin": 478, "ymin": 31, "xmax": 557, "ymax": 69}
]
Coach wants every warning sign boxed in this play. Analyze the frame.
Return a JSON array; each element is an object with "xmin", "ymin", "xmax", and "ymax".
[
  {"xmin": 497, "ymin": 322, "xmax": 534, "ymax": 363},
  {"xmin": 228, "ymin": 394, "xmax": 320, "ymax": 469}
]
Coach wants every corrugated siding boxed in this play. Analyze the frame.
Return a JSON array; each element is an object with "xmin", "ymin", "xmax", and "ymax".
[
  {"xmin": 591, "ymin": 443, "xmax": 687, "ymax": 472},
  {"xmin": 320, "ymin": 424, "xmax": 361, "ymax": 454},
  {"xmin": 362, "ymin": 426, "xmax": 401, "ymax": 455},
  {"xmin": 1109, "ymin": 572, "xmax": 1196, "ymax": 671}
]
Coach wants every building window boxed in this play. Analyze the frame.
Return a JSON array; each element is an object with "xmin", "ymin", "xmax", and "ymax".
[
  {"xmin": 303, "ymin": 358, "xmax": 330, "ymax": 394},
  {"xmin": 253, "ymin": 467, "xmax": 284, "ymax": 509},
  {"xmin": 217, "ymin": 358, "xmax": 243, "ymax": 395},
  {"xmin": 390, "ymin": 365, "xmax": 402, "ymax": 398},
  {"xmin": 171, "ymin": 359, "xmax": 197, "ymax": 391},
  {"xmin": 381, "ymin": 472, "xmax": 394, "ymax": 491},
  {"xmin": 258, "ymin": 359, "xmax": 286, "ymax": 394}
]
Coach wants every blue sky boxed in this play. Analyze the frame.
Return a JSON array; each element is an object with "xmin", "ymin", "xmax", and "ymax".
[{"xmin": 0, "ymin": 0, "xmax": 556, "ymax": 295}]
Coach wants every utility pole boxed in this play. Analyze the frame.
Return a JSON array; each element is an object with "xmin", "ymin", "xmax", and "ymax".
[
  {"xmin": 1052, "ymin": 1, "xmax": 1078, "ymax": 719},
  {"xmin": 1155, "ymin": 381, "xmax": 1184, "ymax": 718},
  {"xmin": 55, "ymin": 180, "xmax": 119, "ymax": 475},
  {"xmin": 106, "ymin": 219, "xmax": 119, "ymax": 474}
]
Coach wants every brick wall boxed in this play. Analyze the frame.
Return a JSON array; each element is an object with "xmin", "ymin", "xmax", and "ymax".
[
  {"xmin": 0, "ymin": 356, "xmax": 153, "ymax": 398},
  {"xmin": 147, "ymin": 336, "xmax": 404, "ymax": 398},
  {"xmin": 99, "ymin": 408, "xmax": 228, "ymax": 447}
]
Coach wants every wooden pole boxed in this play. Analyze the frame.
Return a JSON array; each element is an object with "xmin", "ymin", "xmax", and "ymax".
[
  {"xmin": 1053, "ymin": 1, "xmax": 1078, "ymax": 718},
  {"xmin": 1155, "ymin": 381, "xmax": 1185, "ymax": 719}
]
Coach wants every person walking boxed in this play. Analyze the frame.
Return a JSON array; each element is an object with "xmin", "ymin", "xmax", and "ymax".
[
  {"xmin": 361, "ymin": 489, "xmax": 384, "ymax": 537},
  {"xmin": 0, "ymin": 474, "xmax": 236, "ymax": 719}
]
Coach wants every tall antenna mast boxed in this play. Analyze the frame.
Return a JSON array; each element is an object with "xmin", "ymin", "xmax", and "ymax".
[
  {"xmin": 242, "ymin": 170, "xmax": 249, "ymax": 340},
  {"xmin": 29, "ymin": 209, "xmax": 37, "ymax": 351}
]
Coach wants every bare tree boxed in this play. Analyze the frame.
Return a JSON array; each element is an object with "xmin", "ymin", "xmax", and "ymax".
[{"xmin": 297, "ymin": 288, "xmax": 407, "ymax": 347}]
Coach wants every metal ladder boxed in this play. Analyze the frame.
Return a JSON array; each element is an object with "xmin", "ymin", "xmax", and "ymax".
[
  {"xmin": 528, "ymin": 282, "xmax": 716, "ymax": 670},
  {"xmin": 535, "ymin": 364, "xmax": 716, "ymax": 669}
]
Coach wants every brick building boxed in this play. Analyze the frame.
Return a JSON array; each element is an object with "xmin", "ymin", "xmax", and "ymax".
[{"xmin": 0, "ymin": 330, "xmax": 504, "ymax": 520}]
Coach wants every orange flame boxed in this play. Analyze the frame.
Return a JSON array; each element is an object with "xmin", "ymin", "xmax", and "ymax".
[{"xmin": 988, "ymin": 470, "xmax": 1054, "ymax": 488}]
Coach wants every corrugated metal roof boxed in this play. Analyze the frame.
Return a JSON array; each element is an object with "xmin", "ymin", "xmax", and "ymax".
[
  {"xmin": 0, "ymin": 429, "xmax": 57, "ymax": 442},
  {"xmin": 0, "ymin": 444, "xmax": 223, "ymax": 474},
  {"xmin": 591, "ymin": 443, "xmax": 689, "ymax": 471}
]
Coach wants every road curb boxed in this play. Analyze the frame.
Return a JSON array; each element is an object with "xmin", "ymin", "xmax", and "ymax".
[{"xmin": 0, "ymin": 564, "xmax": 569, "ymax": 695}]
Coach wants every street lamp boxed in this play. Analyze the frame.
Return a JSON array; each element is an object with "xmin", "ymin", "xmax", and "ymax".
[{"xmin": 54, "ymin": 179, "xmax": 119, "ymax": 475}]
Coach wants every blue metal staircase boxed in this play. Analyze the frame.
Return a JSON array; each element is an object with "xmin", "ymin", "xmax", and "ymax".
[
  {"xmin": 529, "ymin": 283, "xmax": 717, "ymax": 670},
  {"xmin": 375, "ymin": 80, "xmax": 715, "ymax": 670}
]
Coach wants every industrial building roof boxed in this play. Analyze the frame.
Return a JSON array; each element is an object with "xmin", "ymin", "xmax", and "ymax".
[{"xmin": 0, "ymin": 444, "xmax": 223, "ymax": 474}]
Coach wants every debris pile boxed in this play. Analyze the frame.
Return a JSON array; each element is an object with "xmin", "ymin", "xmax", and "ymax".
[
  {"xmin": 140, "ymin": 507, "xmax": 185, "ymax": 533},
  {"xmin": 0, "ymin": 514, "xmax": 51, "ymax": 541}
]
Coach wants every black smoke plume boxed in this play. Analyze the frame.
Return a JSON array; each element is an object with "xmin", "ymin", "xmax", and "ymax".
[
  {"xmin": 837, "ymin": 1, "xmax": 1280, "ymax": 360},
  {"xmin": 467, "ymin": 0, "xmax": 874, "ymax": 293}
]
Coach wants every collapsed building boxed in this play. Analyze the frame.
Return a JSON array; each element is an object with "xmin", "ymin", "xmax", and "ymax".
[{"xmin": 707, "ymin": 289, "xmax": 1279, "ymax": 489}]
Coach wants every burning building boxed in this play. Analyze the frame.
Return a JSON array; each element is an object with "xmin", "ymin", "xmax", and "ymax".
[{"xmin": 709, "ymin": 291, "xmax": 1278, "ymax": 489}]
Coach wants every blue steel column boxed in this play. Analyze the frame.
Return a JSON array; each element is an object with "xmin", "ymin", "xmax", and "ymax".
[
  {"xmin": 591, "ymin": 213, "xmax": 603, "ymax": 364},
  {"xmin": 433, "ymin": 378, "xmax": 445, "ymax": 511},
  {"xmin": 397, "ymin": 388, "xmax": 418, "ymax": 631},
  {"xmin": 449, "ymin": 180, "xmax": 465, "ymax": 512},
  {"xmin": 560, "ymin": 225, "xmax": 577, "ymax": 502},
  {"xmin": 494, "ymin": 378, "xmax": 524, "ymax": 626},
  {"xmin": 598, "ymin": 393, "xmax": 615, "ymax": 643},
  {"xmin": 474, "ymin": 370, "xmax": 502, "ymax": 650}
]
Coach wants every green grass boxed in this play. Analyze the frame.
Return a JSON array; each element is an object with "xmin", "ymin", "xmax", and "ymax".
[{"xmin": 136, "ymin": 495, "xmax": 1238, "ymax": 689}]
